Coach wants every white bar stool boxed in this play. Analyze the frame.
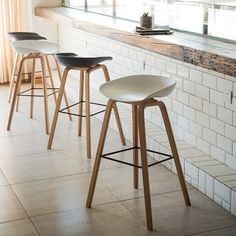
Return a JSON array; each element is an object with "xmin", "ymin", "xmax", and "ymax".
[
  {"xmin": 86, "ymin": 75, "xmax": 191, "ymax": 230},
  {"xmin": 7, "ymin": 40, "xmax": 72, "ymax": 134},
  {"xmin": 8, "ymin": 32, "xmax": 47, "ymax": 103}
]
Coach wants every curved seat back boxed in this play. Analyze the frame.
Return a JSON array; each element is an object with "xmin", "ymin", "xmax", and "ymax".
[
  {"xmin": 100, "ymin": 75, "xmax": 176, "ymax": 103},
  {"xmin": 56, "ymin": 53, "xmax": 112, "ymax": 68},
  {"xmin": 8, "ymin": 32, "xmax": 46, "ymax": 41},
  {"xmin": 12, "ymin": 40, "xmax": 58, "ymax": 55}
]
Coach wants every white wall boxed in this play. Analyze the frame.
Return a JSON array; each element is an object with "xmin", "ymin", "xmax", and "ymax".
[
  {"xmin": 23, "ymin": 0, "xmax": 62, "ymax": 42},
  {"xmin": 57, "ymin": 26, "xmax": 236, "ymax": 215},
  {"xmin": 58, "ymin": 26, "xmax": 236, "ymax": 172}
]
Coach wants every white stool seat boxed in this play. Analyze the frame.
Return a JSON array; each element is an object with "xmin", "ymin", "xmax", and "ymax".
[
  {"xmin": 11, "ymin": 40, "xmax": 58, "ymax": 55},
  {"xmin": 100, "ymin": 75, "xmax": 176, "ymax": 103}
]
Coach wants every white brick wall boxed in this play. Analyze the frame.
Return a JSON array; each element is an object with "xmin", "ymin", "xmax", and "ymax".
[
  {"xmin": 210, "ymin": 117, "xmax": 224, "ymax": 135},
  {"xmin": 190, "ymin": 95, "xmax": 202, "ymax": 111},
  {"xmin": 214, "ymin": 180, "xmax": 231, "ymax": 204},
  {"xmin": 218, "ymin": 107, "xmax": 233, "ymax": 125},
  {"xmin": 196, "ymin": 84, "xmax": 209, "ymax": 101},
  {"xmin": 203, "ymin": 73, "xmax": 217, "ymax": 89},
  {"xmin": 57, "ymin": 25, "xmax": 236, "ymax": 216},
  {"xmin": 190, "ymin": 69, "xmax": 202, "ymax": 84},
  {"xmin": 184, "ymin": 80, "xmax": 195, "ymax": 95},
  {"xmin": 210, "ymin": 89, "xmax": 224, "ymax": 106},
  {"xmin": 217, "ymin": 134, "xmax": 233, "ymax": 154},
  {"xmin": 177, "ymin": 64, "xmax": 189, "ymax": 79},
  {"xmin": 203, "ymin": 101, "xmax": 217, "ymax": 118},
  {"xmin": 58, "ymin": 26, "xmax": 236, "ymax": 172}
]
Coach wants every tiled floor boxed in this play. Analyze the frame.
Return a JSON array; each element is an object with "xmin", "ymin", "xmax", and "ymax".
[{"xmin": 0, "ymin": 84, "xmax": 236, "ymax": 236}]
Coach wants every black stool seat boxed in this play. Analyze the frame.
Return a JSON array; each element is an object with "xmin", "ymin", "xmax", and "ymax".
[
  {"xmin": 8, "ymin": 32, "xmax": 46, "ymax": 41},
  {"xmin": 56, "ymin": 53, "xmax": 112, "ymax": 68}
]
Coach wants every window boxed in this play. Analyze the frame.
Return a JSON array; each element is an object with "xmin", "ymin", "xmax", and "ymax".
[{"xmin": 63, "ymin": 0, "xmax": 236, "ymax": 42}]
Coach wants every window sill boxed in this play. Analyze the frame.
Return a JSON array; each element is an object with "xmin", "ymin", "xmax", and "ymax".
[{"xmin": 35, "ymin": 7, "xmax": 236, "ymax": 78}]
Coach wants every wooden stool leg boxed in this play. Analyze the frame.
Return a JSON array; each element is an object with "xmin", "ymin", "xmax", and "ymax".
[
  {"xmin": 113, "ymin": 103, "xmax": 126, "ymax": 145},
  {"xmin": 101, "ymin": 65, "xmax": 126, "ymax": 145},
  {"xmin": 78, "ymin": 70, "xmax": 84, "ymax": 136},
  {"xmin": 8, "ymin": 53, "xmax": 19, "ymax": 103},
  {"xmin": 138, "ymin": 103, "xmax": 153, "ymax": 231},
  {"xmin": 30, "ymin": 59, "xmax": 36, "ymax": 119},
  {"xmin": 48, "ymin": 68, "xmax": 70, "ymax": 149},
  {"xmin": 86, "ymin": 99, "xmax": 114, "ymax": 208},
  {"xmin": 158, "ymin": 101, "xmax": 191, "ymax": 206},
  {"xmin": 85, "ymin": 70, "xmax": 91, "ymax": 159},
  {"xmin": 7, "ymin": 57, "xmax": 25, "ymax": 131},
  {"xmin": 40, "ymin": 56, "xmax": 49, "ymax": 135},
  {"xmin": 53, "ymin": 55, "xmax": 72, "ymax": 121},
  {"xmin": 45, "ymin": 56, "xmax": 57, "ymax": 103},
  {"xmin": 16, "ymin": 54, "xmax": 24, "ymax": 112},
  {"xmin": 132, "ymin": 105, "xmax": 139, "ymax": 189}
]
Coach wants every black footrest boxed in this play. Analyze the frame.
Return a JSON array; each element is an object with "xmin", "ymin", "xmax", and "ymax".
[
  {"xmin": 59, "ymin": 101, "xmax": 106, "ymax": 117},
  {"xmin": 17, "ymin": 87, "xmax": 59, "ymax": 97},
  {"xmin": 101, "ymin": 146, "xmax": 173, "ymax": 168}
]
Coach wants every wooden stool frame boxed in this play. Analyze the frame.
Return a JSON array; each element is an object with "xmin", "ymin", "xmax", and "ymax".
[
  {"xmin": 86, "ymin": 98, "xmax": 191, "ymax": 230},
  {"xmin": 47, "ymin": 64, "xmax": 126, "ymax": 159},
  {"xmin": 7, "ymin": 53, "xmax": 72, "ymax": 135}
]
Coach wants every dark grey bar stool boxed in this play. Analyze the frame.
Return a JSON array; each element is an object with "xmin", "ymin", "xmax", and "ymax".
[{"xmin": 48, "ymin": 53, "xmax": 126, "ymax": 159}]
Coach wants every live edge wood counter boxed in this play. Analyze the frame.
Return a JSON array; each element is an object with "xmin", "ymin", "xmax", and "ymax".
[{"xmin": 35, "ymin": 7, "xmax": 236, "ymax": 77}]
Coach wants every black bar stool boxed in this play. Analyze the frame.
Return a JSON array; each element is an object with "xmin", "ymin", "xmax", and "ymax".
[
  {"xmin": 86, "ymin": 74, "xmax": 191, "ymax": 230},
  {"xmin": 48, "ymin": 53, "xmax": 126, "ymax": 159}
]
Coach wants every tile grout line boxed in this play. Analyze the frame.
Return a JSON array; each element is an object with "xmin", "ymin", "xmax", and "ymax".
[
  {"xmin": 186, "ymin": 224, "xmax": 236, "ymax": 236},
  {"xmin": 98, "ymin": 178, "xmax": 148, "ymax": 229},
  {"xmin": 7, "ymin": 163, "xmax": 127, "ymax": 186},
  {"xmin": 7, "ymin": 183, "xmax": 41, "ymax": 236}
]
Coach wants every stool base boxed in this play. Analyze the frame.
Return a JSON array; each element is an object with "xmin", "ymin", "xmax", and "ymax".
[
  {"xmin": 101, "ymin": 146, "xmax": 173, "ymax": 168},
  {"xmin": 59, "ymin": 100, "xmax": 106, "ymax": 118},
  {"xmin": 86, "ymin": 98, "xmax": 191, "ymax": 231}
]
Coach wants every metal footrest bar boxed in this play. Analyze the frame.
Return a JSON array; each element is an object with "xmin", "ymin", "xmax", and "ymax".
[
  {"xmin": 101, "ymin": 146, "xmax": 173, "ymax": 168},
  {"xmin": 59, "ymin": 101, "xmax": 106, "ymax": 117},
  {"xmin": 17, "ymin": 87, "xmax": 60, "ymax": 97}
]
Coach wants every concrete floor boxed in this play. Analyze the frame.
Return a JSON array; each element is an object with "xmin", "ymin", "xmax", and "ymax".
[{"xmin": 0, "ymin": 84, "xmax": 236, "ymax": 236}]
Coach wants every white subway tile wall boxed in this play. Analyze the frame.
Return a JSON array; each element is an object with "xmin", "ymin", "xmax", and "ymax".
[{"xmin": 58, "ymin": 26, "xmax": 236, "ymax": 215}]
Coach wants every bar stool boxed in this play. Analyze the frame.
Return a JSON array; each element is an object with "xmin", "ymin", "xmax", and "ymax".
[
  {"xmin": 7, "ymin": 40, "xmax": 71, "ymax": 134},
  {"xmin": 8, "ymin": 32, "xmax": 47, "ymax": 103},
  {"xmin": 47, "ymin": 53, "xmax": 126, "ymax": 159},
  {"xmin": 86, "ymin": 75, "xmax": 191, "ymax": 230}
]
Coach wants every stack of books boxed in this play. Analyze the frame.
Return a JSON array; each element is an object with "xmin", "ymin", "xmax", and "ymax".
[{"xmin": 135, "ymin": 26, "xmax": 173, "ymax": 35}]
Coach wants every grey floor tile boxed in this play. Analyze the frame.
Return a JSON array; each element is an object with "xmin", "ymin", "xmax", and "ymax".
[
  {"xmin": 0, "ymin": 186, "xmax": 27, "ymax": 223},
  {"xmin": 32, "ymin": 202, "xmax": 150, "ymax": 236},
  {"xmin": 0, "ymin": 169, "xmax": 8, "ymax": 186},
  {"xmin": 98, "ymin": 163, "xmax": 192, "ymax": 201},
  {"xmin": 12, "ymin": 173, "xmax": 118, "ymax": 217},
  {"xmin": 0, "ymin": 151, "xmax": 87, "ymax": 184},
  {"xmin": 122, "ymin": 189, "xmax": 236, "ymax": 235},
  {"xmin": 189, "ymin": 226, "xmax": 236, "ymax": 236},
  {"xmin": 0, "ymin": 219, "xmax": 39, "ymax": 236}
]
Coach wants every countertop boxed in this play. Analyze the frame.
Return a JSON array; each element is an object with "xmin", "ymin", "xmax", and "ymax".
[{"xmin": 35, "ymin": 7, "xmax": 236, "ymax": 77}]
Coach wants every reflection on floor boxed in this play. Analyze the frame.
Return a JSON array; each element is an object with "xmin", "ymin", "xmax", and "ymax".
[{"xmin": 0, "ymin": 84, "xmax": 236, "ymax": 236}]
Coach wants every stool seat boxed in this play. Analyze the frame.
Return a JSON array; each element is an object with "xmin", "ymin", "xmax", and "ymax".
[
  {"xmin": 56, "ymin": 53, "xmax": 112, "ymax": 68},
  {"xmin": 100, "ymin": 75, "xmax": 176, "ymax": 103},
  {"xmin": 11, "ymin": 40, "xmax": 58, "ymax": 55},
  {"xmin": 8, "ymin": 32, "xmax": 46, "ymax": 41}
]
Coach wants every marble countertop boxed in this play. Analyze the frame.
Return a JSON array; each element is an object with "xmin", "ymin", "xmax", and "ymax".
[{"xmin": 35, "ymin": 7, "xmax": 236, "ymax": 77}]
